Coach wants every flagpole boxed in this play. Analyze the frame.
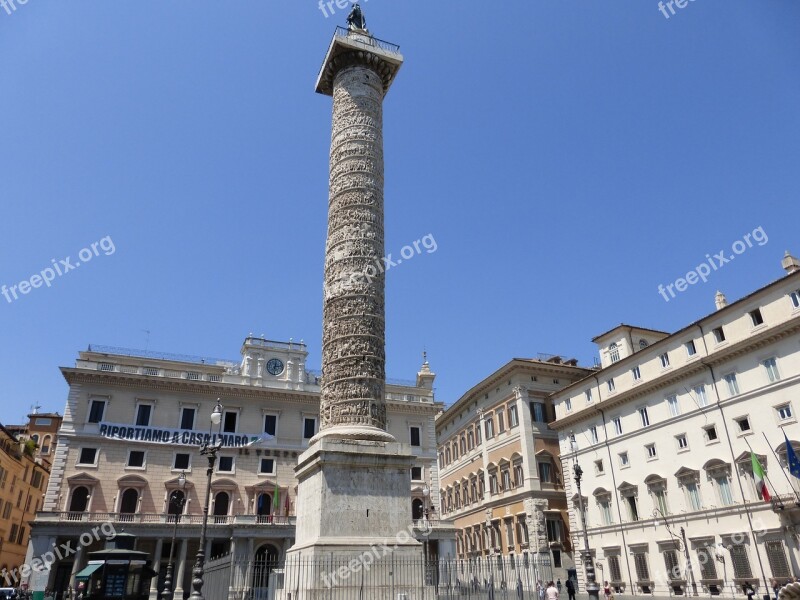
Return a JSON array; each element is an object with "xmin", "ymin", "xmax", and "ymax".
[
  {"xmin": 743, "ymin": 436, "xmax": 782, "ymax": 506},
  {"xmin": 763, "ymin": 432, "xmax": 800, "ymax": 505}
]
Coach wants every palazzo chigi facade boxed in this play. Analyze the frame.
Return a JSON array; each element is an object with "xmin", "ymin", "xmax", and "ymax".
[
  {"xmin": 551, "ymin": 252, "xmax": 800, "ymax": 597},
  {"xmin": 436, "ymin": 356, "xmax": 593, "ymax": 582},
  {"xmin": 27, "ymin": 335, "xmax": 451, "ymax": 599}
]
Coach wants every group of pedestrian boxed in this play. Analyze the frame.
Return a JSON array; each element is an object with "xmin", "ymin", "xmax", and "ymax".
[{"xmin": 536, "ymin": 578, "xmax": 575, "ymax": 600}]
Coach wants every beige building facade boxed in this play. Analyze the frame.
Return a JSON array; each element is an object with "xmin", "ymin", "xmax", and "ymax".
[
  {"xmin": 28, "ymin": 336, "xmax": 451, "ymax": 599},
  {"xmin": 436, "ymin": 357, "xmax": 592, "ymax": 580},
  {"xmin": 551, "ymin": 254, "xmax": 800, "ymax": 597}
]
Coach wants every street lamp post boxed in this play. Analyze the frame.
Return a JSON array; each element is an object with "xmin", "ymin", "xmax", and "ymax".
[
  {"xmin": 161, "ymin": 471, "xmax": 187, "ymax": 600},
  {"xmin": 422, "ymin": 484, "xmax": 432, "ymax": 585},
  {"xmin": 570, "ymin": 436, "xmax": 600, "ymax": 600},
  {"xmin": 680, "ymin": 527, "xmax": 699, "ymax": 596},
  {"xmin": 189, "ymin": 400, "xmax": 224, "ymax": 600}
]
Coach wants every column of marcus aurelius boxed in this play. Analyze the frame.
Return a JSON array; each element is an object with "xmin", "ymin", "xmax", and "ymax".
[
  {"xmin": 315, "ymin": 21, "xmax": 403, "ymax": 443},
  {"xmin": 286, "ymin": 18, "xmax": 424, "ymax": 570}
]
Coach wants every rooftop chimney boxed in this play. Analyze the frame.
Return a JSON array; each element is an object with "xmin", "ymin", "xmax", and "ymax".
[
  {"xmin": 715, "ymin": 290, "xmax": 728, "ymax": 310},
  {"xmin": 782, "ymin": 251, "xmax": 800, "ymax": 274}
]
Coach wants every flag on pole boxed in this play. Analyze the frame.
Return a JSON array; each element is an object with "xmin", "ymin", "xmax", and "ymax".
[
  {"xmin": 751, "ymin": 452, "xmax": 771, "ymax": 502},
  {"xmin": 273, "ymin": 482, "xmax": 280, "ymax": 513},
  {"xmin": 784, "ymin": 432, "xmax": 800, "ymax": 479},
  {"xmin": 284, "ymin": 492, "xmax": 290, "ymax": 516}
]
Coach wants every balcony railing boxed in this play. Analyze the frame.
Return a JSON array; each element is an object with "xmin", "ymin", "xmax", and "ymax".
[
  {"xmin": 332, "ymin": 26, "xmax": 400, "ymax": 54},
  {"xmin": 36, "ymin": 511, "xmax": 296, "ymax": 526}
]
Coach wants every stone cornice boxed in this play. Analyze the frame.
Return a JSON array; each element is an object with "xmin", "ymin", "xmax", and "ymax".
[
  {"xmin": 318, "ymin": 50, "xmax": 398, "ymax": 96},
  {"xmin": 551, "ymin": 316, "xmax": 800, "ymax": 430}
]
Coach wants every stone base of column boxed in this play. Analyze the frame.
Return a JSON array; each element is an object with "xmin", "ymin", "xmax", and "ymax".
[{"xmin": 286, "ymin": 438, "xmax": 423, "ymax": 595}]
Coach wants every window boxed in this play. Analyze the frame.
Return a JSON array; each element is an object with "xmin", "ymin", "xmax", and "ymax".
[
  {"xmin": 41, "ymin": 435, "xmax": 51, "ymax": 455},
  {"xmin": 8, "ymin": 524, "xmax": 18, "ymax": 544},
  {"xmin": 697, "ymin": 547, "xmax": 718, "ymax": 580},
  {"xmin": 173, "ymin": 453, "xmax": 191, "ymax": 471},
  {"xmin": 496, "ymin": 411, "xmax": 505, "ymax": 433},
  {"xmin": 514, "ymin": 463, "xmax": 524, "ymax": 486},
  {"xmin": 685, "ymin": 482, "xmax": 702, "ymax": 511},
  {"xmin": 667, "ymin": 394, "xmax": 680, "ymax": 417},
  {"xmin": 633, "ymin": 552, "xmax": 650, "ymax": 582},
  {"xmin": 791, "ymin": 290, "xmax": 800, "ymax": 309},
  {"xmin": 505, "ymin": 519, "xmax": 515, "ymax": 548},
  {"xmin": 127, "ymin": 450, "xmax": 145, "ymax": 468},
  {"xmin": 585, "ymin": 389, "xmax": 593, "ymax": 403},
  {"xmin": 552, "ymin": 549, "xmax": 562, "ymax": 568},
  {"xmin": 259, "ymin": 458, "xmax": 275, "ymax": 474},
  {"xmin": 653, "ymin": 488, "xmax": 668, "ymax": 515},
  {"xmin": 613, "ymin": 417, "xmax": 623, "ymax": 436},
  {"xmin": 88, "ymin": 399, "xmax": 106, "ymax": 423},
  {"xmin": 501, "ymin": 469, "xmax": 512, "ymax": 490},
  {"xmin": 663, "ymin": 550, "xmax": 680, "ymax": 580},
  {"xmin": 545, "ymin": 518, "xmax": 562, "ymax": 542},
  {"xmin": 632, "ymin": 366, "xmax": 641, "ymax": 381},
  {"xmin": 508, "ymin": 405, "xmax": 519, "ymax": 426},
  {"xmin": 750, "ymin": 308, "xmax": 764, "ymax": 327},
  {"xmin": 223, "ymin": 411, "xmax": 238, "ymax": 433},
  {"xmin": 685, "ymin": 340, "xmax": 697, "ymax": 356},
  {"xmin": 704, "ymin": 425, "xmax": 718, "ymax": 442},
  {"xmin": 599, "ymin": 498, "xmax": 613, "ymax": 525},
  {"xmin": 729, "ymin": 544, "xmax": 753, "ymax": 579},
  {"xmin": 99, "ymin": 362, "xmax": 114, "ymax": 372},
  {"xmin": 660, "ymin": 353, "xmax": 670, "ymax": 368},
  {"xmin": 626, "ymin": 495, "xmax": 639, "ymax": 521},
  {"xmin": 411, "ymin": 466, "xmax": 423, "ymax": 481},
  {"xmin": 716, "ymin": 475, "xmax": 734, "ymax": 505},
  {"xmin": 489, "ymin": 472, "xmax": 498, "ymax": 494},
  {"xmin": 693, "ymin": 385, "xmax": 708, "ymax": 407},
  {"xmin": 217, "ymin": 456, "xmax": 234, "ymax": 473},
  {"xmin": 619, "ymin": 452, "xmax": 629, "ymax": 467},
  {"xmin": 1, "ymin": 501, "xmax": 10, "ymax": 519},
  {"xmin": 724, "ymin": 373, "xmax": 740, "ymax": 396},
  {"xmin": 77, "ymin": 448, "xmax": 98, "ymax": 466},
  {"xmin": 712, "ymin": 327, "xmax": 726, "ymax": 343},
  {"xmin": 609, "ymin": 343, "xmax": 620, "ymax": 363},
  {"xmin": 538, "ymin": 462, "xmax": 552, "ymax": 483},
  {"xmin": 594, "ymin": 459, "xmax": 604, "ymax": 475},
  {"xmin": 531, "ymin": 402, "xmax": 547, "ymax": 423},
  {"xmin": 676, "ymin": 434, "xmax": 688, "ymax": 451},
  {"xmin": 303, "ymin": 418, "xmax": 317, "ymax": 439},
  {"xmin": 763, "ymin": 357, "xmax": 780, "ymax": 382},
  {"xmin": 608, "ymin": 555, "xmax": 622, "ymax": 582},
  {"xmin": 263, "ymin": 414, "xmax": 277, "ymax": 436},
  {"xmin": 406, "ymin": 426, "xmax": 421, "ymax": 447},
  {"xmin": 645, "ymin": 444, "xmax": 657, "ymax": 459},
  {"xmin": 638, "ymin": 407, "xmax": 650, "ymax": 427},
  {"xmin": 589, "ymin": 426, "xmax": 599, "ymax": 444},
  {"xmin": 777, "ymin": 404, "xmax": 793, "ymax": 421},
  {"xmin": 485, "ymin": 418, "xmax": 495, "ymax": 439},
  {"xmin": 766, "ymin": 541, "xmax": 791, "ymax": 579},
  {"xmin": 180, "ymin": 407, "xmax": 196, "ymax": 430},
  {"xmin": 564, "ymin": 398, "xmax": 572, "ymax": 412},
  {"xmin": 31, "ymin": 470, "xmax": 43, "ymax": 489},
  {"xmin": 735, "ymin": 416, "xmax": 751, "ymax": 434},
  {"xmin": 135, "ymin": 403, "xmax": 152, "ymax": 427},
  {"xmin": 607, "ymin": 378, "xmax": 616, "ymax": 392}
]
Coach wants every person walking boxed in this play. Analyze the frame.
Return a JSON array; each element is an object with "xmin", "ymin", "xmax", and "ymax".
[
  {"xmin": 566, "ymin": 578, "xmax": 576, "ymax": 600},
  {"xmin": 744, "ymin": 581, "xmax": 756, "ymax": 600},
  {"xmin": 546, "ymin": 580, "xmax": 560, "ymax": 600},
  {"xmin": 557, "ymin": 579, "xmax": 563, "ymax": 593},
  {"xmin": 603, "ymin": 581, "xmax": 612, "ymax": 600},
  {"xmin": 537, "ymin": 580, "xmax": 545, "ymax": 600}
]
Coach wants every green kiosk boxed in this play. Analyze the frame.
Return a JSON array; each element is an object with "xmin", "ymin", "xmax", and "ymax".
[{"xmin": 73, "ymin": 533, "xmax": 155, "ymax": 600}]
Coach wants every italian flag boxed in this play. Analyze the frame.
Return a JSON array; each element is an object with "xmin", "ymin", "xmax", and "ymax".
[{"xmin": 751, "ymin": 453, "xmax": 771, "ymax": 502}]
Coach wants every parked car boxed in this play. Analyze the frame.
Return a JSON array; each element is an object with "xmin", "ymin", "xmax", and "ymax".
[{"xmin": 0, "ymin": 588, "xmax": 17, "ymax": 599}]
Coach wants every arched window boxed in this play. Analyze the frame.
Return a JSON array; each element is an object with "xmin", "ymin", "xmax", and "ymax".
[
  {"xmin": 213, "ymin": 491, "xmax": 230, "ymax": 522},
  {"xmin": 412, "ymin": 498, "xmax": 424, "ymax": 520},
  {"xmin": 639, "ymin": 339, "xmax": 649, "ymax": 350},
  {"xmin": 467, "ymin": 430, "xmax": 474, "ymax": 450},
  {"xmin": 257, "ymin": 493, "xmax": 273, "ymax": 517},
  {"xmin": 168, "ymin": 490, "xmax": 186, "ymax": 517},
  {"xmin": 609, "ymin": 342, "xmax": 620, "ymax": 363},
  {"xmin": 69, "ymin": 486, "xmax": 90, "ymax": 513},
  {"xmin": 119, "ymin": 489, "xmax": 138, "ymax": 521},
  {"xmin": 41, "ymin": 435, "xmax": 51, "ymax": 455},
  {"xmin": 445, "ymin": 448, "xmax": 451, "ymax": 464},
  {"xmin": 460, "ymin": 436, "xmax": 466, "ymax": 455},
  {"xmin": 31, "ymin": 434, "xmax": 40, "ymax": 446}
]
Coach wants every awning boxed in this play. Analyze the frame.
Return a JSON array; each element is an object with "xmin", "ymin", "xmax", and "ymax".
[{"xmin": 75, "ymin": 563, "xmax": 103, "ymax": 580}]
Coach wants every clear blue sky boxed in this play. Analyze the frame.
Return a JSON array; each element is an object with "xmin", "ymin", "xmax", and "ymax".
[{"xmin": 1, "ymin": 1, "xmax": 798, "ymax": 422}]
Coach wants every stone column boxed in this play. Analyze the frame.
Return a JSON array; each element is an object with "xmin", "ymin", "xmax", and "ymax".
[
  {"xmin": 174, "ymin": 539, "xmax": 188, "ymax": 597},
  {"xmin": 315, "ymin": 28, "xmax": 403, "ymax": 443},
  {"xmin": 148, "ymin": 538, "xmax": 163, "ymax": 600}
]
